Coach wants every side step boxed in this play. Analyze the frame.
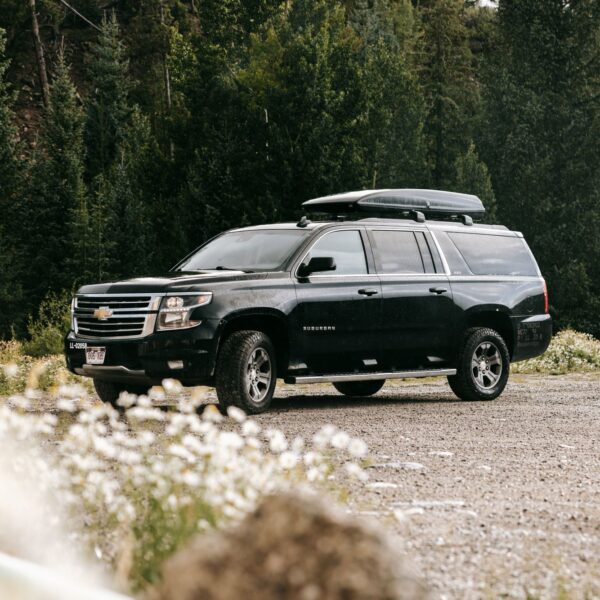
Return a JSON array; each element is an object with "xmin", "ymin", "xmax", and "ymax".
[{"xmin": 286, "ymin": 368, "xmax": 456, "ymax": 385}]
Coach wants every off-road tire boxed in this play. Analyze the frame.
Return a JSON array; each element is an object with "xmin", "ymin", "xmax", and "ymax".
[
  {"xmin": 333, "ymin": 380, "xmax": 385, "ymax": 397},
  {"xmin": 215, "ymin": 330, "xmax": 277, "ymax": 415},
  {"xmin": 447, "ymin": 327, "xmax": 510, "ymax": 401},
  {"xmin": 93, "ymin": 379, "xmax": 149, "ymax": 407}
]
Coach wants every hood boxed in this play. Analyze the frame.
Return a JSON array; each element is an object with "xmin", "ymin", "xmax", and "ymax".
[{"xmin": 77, "ymin": 270, "xmax": 271, "ymax": 295}]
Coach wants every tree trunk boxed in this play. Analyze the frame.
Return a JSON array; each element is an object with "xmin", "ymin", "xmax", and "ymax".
[{"xmin": 29, "ymin": 0, "xmax": 50, "ymax": 107}]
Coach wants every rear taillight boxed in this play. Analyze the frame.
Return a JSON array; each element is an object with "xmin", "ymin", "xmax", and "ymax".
[{"xmin": 543, "ymin": 280, "xmax": 549, "ymax": 314}]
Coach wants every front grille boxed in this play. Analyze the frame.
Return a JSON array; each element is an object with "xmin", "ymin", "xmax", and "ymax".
[{"xmin": 73, "ymin": 294, "xmax": 160, "ymax": 340}]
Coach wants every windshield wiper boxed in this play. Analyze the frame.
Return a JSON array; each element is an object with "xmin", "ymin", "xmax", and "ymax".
[{"xmin": 210, "ymin": 266, "xmax": 255, "ymax": 273}]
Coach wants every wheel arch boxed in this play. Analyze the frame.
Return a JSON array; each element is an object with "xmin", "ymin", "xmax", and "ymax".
[
  {"xmin": 213, "ymin": 309, "xmax": 290, "ymax": 376},
  {"xmin": 464, "ymin": 307, "xmax": 515, "ymax": 358}
]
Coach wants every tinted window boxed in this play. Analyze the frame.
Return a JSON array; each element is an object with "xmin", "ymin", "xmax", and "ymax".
[
  {"xmin": 177, "ymin": 229, "xmax": 310, "ymax": 272},
  {"xmin": 307, "ymin": 230, "xmax": 367, "ymax": 275},
  {"xmin": 447, "ymin": 232, "xmax": 538, "ymax": 276},
  {"xmin": 435, "ymin": 231, "xmax": 471, "ymax": 275},
  {"xmin": 371, "ymin": 230, "xmax": 425, "ymax": 274}
]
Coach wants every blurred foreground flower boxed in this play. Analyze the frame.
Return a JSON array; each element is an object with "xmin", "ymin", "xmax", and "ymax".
[{"xmin": 0, "ymin": 380, "xmax": 368, "ymax": 592}]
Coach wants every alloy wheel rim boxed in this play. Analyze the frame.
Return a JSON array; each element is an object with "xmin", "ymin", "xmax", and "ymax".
[
  {"xmin": 471, "ymin": 341, "xmax": 502, "ymax": 390},
  {"xmin": 246, "ymin": 347, "xmax": 272, "ymax": 403}
]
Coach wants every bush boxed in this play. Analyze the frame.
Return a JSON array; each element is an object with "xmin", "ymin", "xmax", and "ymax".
[
  {"xmin": 22, "ymin": 291, "xmax": 72, "ymax": 357},
  {"xmin": 513, "ymin": 329, "xmax": 600, "ymax": 374}
]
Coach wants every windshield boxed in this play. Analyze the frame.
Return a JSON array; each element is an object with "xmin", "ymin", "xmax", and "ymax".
[{"xmin": 176, "ymin": 229, "xmax": 310, "ymax": 272}]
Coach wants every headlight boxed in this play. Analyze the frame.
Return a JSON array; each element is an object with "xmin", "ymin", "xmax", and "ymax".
[{"xmin": 156, "ymin": 293, "xmax": 212, "ymax": 331}]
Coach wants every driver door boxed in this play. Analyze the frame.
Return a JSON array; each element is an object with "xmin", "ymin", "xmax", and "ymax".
[{"xmin": 292, "ymin": 228, "xmax": 382, "ymax": 374}]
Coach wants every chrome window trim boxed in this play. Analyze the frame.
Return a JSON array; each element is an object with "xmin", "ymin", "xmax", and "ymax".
[
  {"xmin": 293, "ymin": 227, "xmax": 371, "ymax": 279},
  {"xmin": 448, "ymin": 275, "xmax": 543, "ymax": 283},
  {"xmin": 378, "ymin": 273, "xmax": 448, "ymax": 280}
]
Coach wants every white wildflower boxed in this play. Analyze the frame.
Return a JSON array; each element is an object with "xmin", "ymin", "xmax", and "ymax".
[
  {"xmin": 227, "ymin": 406, "xmax": 246, "ymax": 423},
  {"xmin": 347, "ymin": 438, "xmax": 368, "ymax": 458},
  {"xmin": 241, "ymin": 419, "xmax": 260, "ymax": 437},
  {"xmin": 331, "ymin": 431, "xmax": 350, "ymax": 450},
  {"xmin": 279, "ymin": 451, "xmax": 299, "ymax": 470}
]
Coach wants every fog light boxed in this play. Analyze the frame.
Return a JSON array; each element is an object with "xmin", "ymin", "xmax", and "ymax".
[{"xmin": 168, "ymin": 360, "xmax": 184, "ymax": 370}]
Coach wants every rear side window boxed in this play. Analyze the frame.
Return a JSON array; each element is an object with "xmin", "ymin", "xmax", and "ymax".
[
  {"xmin": 307, "ymin": 230, "xmax": 368, "ymax": 275},
  {"xmin": 441, "ymin": 231, "xmax": 538, "ymax": 276},
  {"xmin": 371, "ymin": 230, "xmax": 427, "ymax": 274}
]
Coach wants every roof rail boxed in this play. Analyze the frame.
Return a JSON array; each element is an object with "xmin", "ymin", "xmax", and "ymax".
[{"xmin": 302, "ymin": 189, "xmax": 485, "ymax": 221}]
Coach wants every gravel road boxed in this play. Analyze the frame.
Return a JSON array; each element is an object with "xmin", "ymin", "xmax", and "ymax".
[{"xmin": 258, "ymin": 373, "xmax": 600, "ymax": 599}]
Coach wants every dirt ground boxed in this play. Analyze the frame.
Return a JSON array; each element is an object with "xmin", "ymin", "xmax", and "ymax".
[
  {"xmin": 258, "ymin": 373, "xmax": 600, "ymax": 599},
  {"xmin": 8, "ymin": 372, "xmax": 600, "ymax": 599}
]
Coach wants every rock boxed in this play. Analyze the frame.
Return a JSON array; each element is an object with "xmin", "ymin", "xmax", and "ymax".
[{"xmin": 155, "ymin": 491, "xmax": 428, "ymax": 600}]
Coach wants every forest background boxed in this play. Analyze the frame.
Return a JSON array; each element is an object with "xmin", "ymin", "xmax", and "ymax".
[{"xmin": 1, "ymin": 0, "xmax": 599, "ymax": 342}]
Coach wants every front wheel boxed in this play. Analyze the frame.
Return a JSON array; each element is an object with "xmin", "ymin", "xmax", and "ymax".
[
  {"xmin": 447, "ymin": 327, "xmax": 510, "ymax": 401},
  {"xmin": 333, "ymin": 380, "xmax": 385, "ymax": 397},
  {"xmin": 215, "ymin": 330, "xmax": 277, "ymax": 415}
]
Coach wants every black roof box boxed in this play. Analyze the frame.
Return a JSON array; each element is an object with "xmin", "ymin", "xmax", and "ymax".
[{"xmin": 302, "ymin": 189, "xmax": 485, "ymax": 219}]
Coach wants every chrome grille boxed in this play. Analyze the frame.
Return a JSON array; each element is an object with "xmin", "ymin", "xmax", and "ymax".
[{"xmin": 73, "ymin": 294, "xmax": 161, "ymax": 340}]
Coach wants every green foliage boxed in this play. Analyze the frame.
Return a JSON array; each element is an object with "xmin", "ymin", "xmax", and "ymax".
[
  {"xmin": 479, "ymin": 0, "xmax": 600, "ymax": 335},
  {"xmin": 22, "ymin": 291, "xmax": 72, "ymax": 357},
  {"xmin": 419, "ymin": 0, "xmax": 478, "ymax": 187},
  {"xmin": 513, "ymin": 330, "xmax": 600, "ymax": 375},
  {"xmin": 0, "ymin": 28, "xmax": 23, "ymax": 336},
  {"xmin": 19, "ymin": 49, "xmax": 89, "ymax": 311},
  {"xmin": 86, "ymin": 11, "xmax": 132, "ymax": 179},
  {"xmin": 0, "ymin": 1, "xmax": 600, "ymax": 338},
  {"xmin": 453, "ymin": 141, "xmax": 496, "ymax": 220}
]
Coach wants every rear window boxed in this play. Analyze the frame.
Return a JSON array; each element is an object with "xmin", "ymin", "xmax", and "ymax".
[{"xmin": 437, "ymin": 231, "xmax": 538, "ymax": 277}]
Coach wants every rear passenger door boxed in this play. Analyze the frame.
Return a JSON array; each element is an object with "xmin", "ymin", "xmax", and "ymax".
[{"xmin": 367, "ymin": 227, "xmax": 455, "ymax": 370}]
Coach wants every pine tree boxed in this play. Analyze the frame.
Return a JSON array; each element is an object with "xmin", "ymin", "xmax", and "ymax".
[
  {"xmin": 418, "ymin": 0, "xmax": 478, "ymax": 187},
  {"xmin": 453, "ymin": 141, "xmax": 496, "ymax": 221},
  {"xmin": 90, "ymin": 110, "xmax": 155, "ymax": 281},
  {"xmin": 86, "ymin": 11, "xmax": 132, "ymax": 179},
  {"xmin": 21, "ymin": 48, "xmax": 89, "ymax": 307},
  {"xmin": 480, "ymin": 0, "xmax": 600, "ymax": 334},
  {"xmin": 0, "ymin": 28, "xmax": 24, "ymax": 336}
]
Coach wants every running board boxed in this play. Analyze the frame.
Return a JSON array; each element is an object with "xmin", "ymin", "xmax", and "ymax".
[{"xmin": 286, "ymin": 368, "xmax": 456, "ymax": 385}]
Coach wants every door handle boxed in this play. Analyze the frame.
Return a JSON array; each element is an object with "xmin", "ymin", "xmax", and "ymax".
[
  {"xmin": 358, "ymin": 288, "xmax": 379, "ymax": 296},
  {"xmin": 429, "ymin": 287, "xmax": 448, "ymax": 295}
]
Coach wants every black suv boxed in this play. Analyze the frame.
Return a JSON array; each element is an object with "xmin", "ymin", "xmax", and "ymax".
[{"xmin": 65, "ymin": 189, "xmax": 551, "ymax": 413}]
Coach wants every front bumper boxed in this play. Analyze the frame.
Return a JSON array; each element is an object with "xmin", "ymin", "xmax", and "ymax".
[{"xmin": 65, "ymin": 318, "xmax": 220, "ymax": 385}]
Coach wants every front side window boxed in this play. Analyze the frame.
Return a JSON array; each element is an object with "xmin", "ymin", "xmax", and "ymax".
[
  {"xmin": 371, "ymin": 230, "xmax": 426, "ymax": 274},
  {"xmin": 305, "ymin": 230, "xmax": 368, "ymax": 275},
  {"xmin": 176, "ymin": 229, "xmax": 310, "ymax": 272}
]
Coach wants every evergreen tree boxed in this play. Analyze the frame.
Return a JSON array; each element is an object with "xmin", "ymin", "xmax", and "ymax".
[
  {"xmin": 418, "ymin": 0, "xmax": 478, "ymax": 187},
  {"xmin": 453, "ymin": 141, "xmax": 496, "ymax": 220},
  {"xmin": 0, "ymin": 28, "xmax": 24, "ymax": 335},
  {"xmin": 480, "ymin": 0, "xmax": 600, "ymax": 334},
  {"xmin": 20, "ymin": 48, "xmax": 89, "ymax": 307},
  {"xmin": 86, "ymin": 11, "xmax": 131, "ymax": 179},
  {"xmin": 90, "ymin": 109, "xmax": 155, "ymax": 280}
]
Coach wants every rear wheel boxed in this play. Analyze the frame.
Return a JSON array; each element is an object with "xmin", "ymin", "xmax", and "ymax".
[
  {"xmin": 93, "ymin": 379, "xmax": 149, "ymax": 407},
  {"xmin": 215, "ymin": 330, "xmax": 277, "ymax": 415},
  {"xmin": 333, "ymin": 380, "xmax": 385, "ymax": 397},
  {"xmin": 447, "ymin": 327, "xmax": 509, "ymax": 401}
]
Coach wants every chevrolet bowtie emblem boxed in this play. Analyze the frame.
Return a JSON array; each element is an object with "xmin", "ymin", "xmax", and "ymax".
[{"xmin": 93, "ymin": 306, "xmax": 113, "ymax": 320}]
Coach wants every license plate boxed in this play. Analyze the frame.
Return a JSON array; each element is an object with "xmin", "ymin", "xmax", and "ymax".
[{"xmin": 85, "ymin": 346, "xmax": 106, "ymax": 365}]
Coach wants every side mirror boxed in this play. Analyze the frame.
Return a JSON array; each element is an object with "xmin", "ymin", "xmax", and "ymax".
[{"xmin": 298, "ymin": 256, "xmax": 336, "ymax": 277}]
